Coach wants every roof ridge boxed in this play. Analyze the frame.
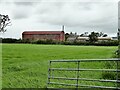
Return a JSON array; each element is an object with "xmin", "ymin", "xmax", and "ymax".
[
  {"xmin": 23, "ymin": 31, "xmax": 63, "ymax": 32},
  {"xmin": 22, "ymin": 31, "xmax": 64, "ymax": 35}
]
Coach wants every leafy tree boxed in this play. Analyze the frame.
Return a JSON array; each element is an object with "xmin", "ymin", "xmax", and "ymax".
[
  {"xmin": 95, "ymin": 32, "xmax": 108, "ymax": 37},
  {"xmin": 70, "ymin": 32, "xmax": 73, "ymax": 35},
  {"xmin": 88, "ymin": 31, "xmax": 108, "ymax": 43},
  {"xmin": 65, "ymin": 33, "xmax": 69, "ymax": 41},
  {"xmin": 88, "ymin": 32, "xmax": 98, "ymax": 43},
  {"xmin": 102, "ymin": 34, "xmax": 107, "ymax": 37},
  {"xmin": 80, "ymin": 32, "xmax": 89, "ymax": 37},
  {"xmin": 80, "ymin": 34, "xmax": 84, "ymax": 37},
  {"xmin": 0, "ymin": 14, "xmax": 11, "ymax": 32}
]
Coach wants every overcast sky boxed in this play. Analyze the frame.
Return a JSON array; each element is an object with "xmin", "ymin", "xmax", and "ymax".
[{"xmin": 0, "ymin": 0, "xmax": 119, "ymax": 39}]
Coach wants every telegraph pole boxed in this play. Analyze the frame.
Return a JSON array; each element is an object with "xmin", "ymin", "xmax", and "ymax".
[{"xmin": 117, "ymin": 1, "xmax": 120, "ymax": 88}]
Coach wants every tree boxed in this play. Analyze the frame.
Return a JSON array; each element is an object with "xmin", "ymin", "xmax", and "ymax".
[
  {"xmin": 80, "ymin": 34, "xmax": 84, "ymax": 37},
  {"xmin": 98, "ymin": 32, "xmax": 103, "ymax": 37},
  {"xmin": 80, "ymin": 32, "xmax": 89, "ymax": 37},
  {"xmin": 88, "ymin": 32, "xmax": 98, "ymax": 43},
  {"xmin": 88, "ymin": 31, "xmax": 108, "ymax": 43},
  {"xmin": 65, "ymin": 33, "xmax": 70, "ymax": 41},
  {"xmin": 102, "ymin": 34, "xmax": 107, "ymax": 37},
  {"xmin": 96, "ymin": 32, "xmax": 108, "ymax": 37},
  {"xmin": 0, "ymin": 14, "xmax": 11, "ymax": 32}
]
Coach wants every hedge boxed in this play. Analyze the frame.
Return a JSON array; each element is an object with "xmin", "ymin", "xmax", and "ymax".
[{"xmin": 1, "ymin": 38, "xmax": 119, "ymax": 46}]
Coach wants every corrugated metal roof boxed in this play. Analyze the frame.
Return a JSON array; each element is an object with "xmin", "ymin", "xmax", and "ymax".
[
  {"xmin": 77, "ymin": 37, "xmax": 89, "ymax": 40},
  {"xmin": 22, "ymin": 31, "xmax": 64, "ymax": 35},
  {"xmin": 98, "ymin": 37, "xmax": 112, "ymax": 40}
]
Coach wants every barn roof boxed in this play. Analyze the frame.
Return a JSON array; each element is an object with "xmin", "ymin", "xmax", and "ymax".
[
  {"xmin": 98, "ymin": 37, "xmax": 112, "ymax": 40},
  {"xmin": 22, "ymin": 31, "xmax": 64, "ymax": 35}
]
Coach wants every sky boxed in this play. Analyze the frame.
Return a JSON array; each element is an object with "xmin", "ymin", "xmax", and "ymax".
[{"xmin": 0, "ymin": 0, "xmax": 119, "ymax": 39}]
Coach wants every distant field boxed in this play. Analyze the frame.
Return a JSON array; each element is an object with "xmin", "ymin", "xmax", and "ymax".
[{"xmin": 2, "ymin": 44, "xmax": 117, "ymax": 88}]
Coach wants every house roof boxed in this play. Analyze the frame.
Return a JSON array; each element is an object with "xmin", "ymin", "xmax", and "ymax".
[
  {"xmin": 77, "ymin": 37, "xmax": 89, "ymax": 40},
  {"xmin": 77, "ymin": 37, "xmax": 112, "ymax": 40},
  {"xmin": 22, "ymin": 31, "xmax": 64, "ymax": 35},
  {"xmin": 98, "ymin": 37, "xmax": 112, "ymax": 40}
]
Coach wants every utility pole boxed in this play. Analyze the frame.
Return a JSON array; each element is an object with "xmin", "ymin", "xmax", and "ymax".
[{"xmin": 117, "ymin": 2, "xmax": 120, "ymax": 88}]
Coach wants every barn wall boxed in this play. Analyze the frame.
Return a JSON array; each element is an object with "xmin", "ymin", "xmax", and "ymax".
[
  {"xmin": 22, "ymin": 34, "xmax": 33, "ymax": 40},
  {"xmin": 32, "ymin": 34, "xmax": 60, "ymax": 41},
  {"xmin": 22, "ymin": 33, "xmax": 65, "ymax": 41},
  {"xmin": 60, "ymin": 31, "xmax": 65, "ymax": 41}
]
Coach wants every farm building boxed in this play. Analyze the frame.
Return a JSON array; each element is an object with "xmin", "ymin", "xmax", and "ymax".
[
  {"xmin": 97, "ymin": 37, "xmax": 112, "ymax": 41},
  {"xmin": 22, "ymin": 31, "xmax": 65, "ymax": 41},
  {"xmin": 76, "ymin": 37, "xmax": 115, "ymax": 42},
  {"xmin": 77, "ymin": 37, "xmax": 89, "ymax": 42}
]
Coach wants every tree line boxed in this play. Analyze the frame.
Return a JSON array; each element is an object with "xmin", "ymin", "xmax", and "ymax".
[{"xmin": 1, "ymin": 38, "xmax": 119, "ymax": 46}]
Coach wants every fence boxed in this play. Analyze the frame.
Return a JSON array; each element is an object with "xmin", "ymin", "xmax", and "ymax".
[{"xmin": 47, "ymin": 58, "xmax": 120, "ymax": 89}]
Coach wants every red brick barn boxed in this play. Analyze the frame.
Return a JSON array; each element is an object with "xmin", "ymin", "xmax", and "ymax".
[{"xmin": 22, "ymin": 31, "xmax": 65, "ymax": 41}]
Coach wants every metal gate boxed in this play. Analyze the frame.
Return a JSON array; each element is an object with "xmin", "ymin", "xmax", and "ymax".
[{"xmin": 47, "ymin": 59, "xmax": 120, "ymax": 89}]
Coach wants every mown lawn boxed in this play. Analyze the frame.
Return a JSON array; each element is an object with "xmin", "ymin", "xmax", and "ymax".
[{"xmin": 2, "ymin": 44, "xmax": 117, "ymax": 88}]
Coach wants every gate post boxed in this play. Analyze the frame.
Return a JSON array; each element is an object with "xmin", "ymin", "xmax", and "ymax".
[
  {"xmin": 76, "ymin": 61, "xmax": 80, "ymax": 89},
  {"xmin": 47, "ymin": 61, "xmax": 51, "ymax": 87}
]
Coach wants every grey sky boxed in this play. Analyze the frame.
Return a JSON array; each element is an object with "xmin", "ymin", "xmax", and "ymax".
[{"xmin": 0, "ymin": 0, "xmax": 119, "ymax": 39}]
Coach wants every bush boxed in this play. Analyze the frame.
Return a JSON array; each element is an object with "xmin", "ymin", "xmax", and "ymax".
[
  {"xmin": 62, "ymin": 40, "xmax": 119, "ymax": 46},
  {"xmin": 102, "ymin": 61, "xmax": 116, "ymax": 80},
  {"xmin": 94, "ymin": 40, "xmax": 119, "ymax": 46},
  {"xmin": 102, "ymin": 58, "xmax": 120, "ymax": 87},
  {"xmin": 102, "ymin": 72, "xmax": 116, "ymax": 80},
  {"xmin": 32, "ymin": 39, "xmax": 62, "ymax": 45},
  {"xmin": 2, "ymin": 38, "xmax": 18, "ymax": 43}
]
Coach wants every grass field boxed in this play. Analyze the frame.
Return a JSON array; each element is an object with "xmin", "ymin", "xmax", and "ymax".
[{"xmin": 2, "ymin": 44, "xmax": 117, "ymax": 88}]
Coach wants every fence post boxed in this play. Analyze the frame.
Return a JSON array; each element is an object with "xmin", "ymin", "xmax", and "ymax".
[
  {"xmin": 47, "ymin": 61, "xmax": 51, "ymax": 87},
  {"xmin": 76, "ymin": 61, "xmax": 80, "ymax": 89}
]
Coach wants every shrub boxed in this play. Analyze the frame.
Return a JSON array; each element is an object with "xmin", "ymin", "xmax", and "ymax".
[
  {"xmin": 102, "ymin": 61, "xmax": 116, "ymax": 80},
  {"xmin": 102, "ymin": 72, "xmax": 116, "ymax": 80},
  {"xmin": 102, "ymin": 56, "xmax": 120, "ymax": 87},
  {"xmin": 2, "ymin": 38, "xmax": 18, "ymax": 43},
  {"xmin": 32, "ymin": 39, "xmax": 62, "ymax": 45},
  {"xmin": 96, "ymin": 40, "xmax": 119, "ymax": 46}
]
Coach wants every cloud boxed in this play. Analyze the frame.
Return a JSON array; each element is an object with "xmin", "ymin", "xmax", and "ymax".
[
  {"xmin": 12, "ymin": 7, "xmax": 31, "ymax": 19},
  {"xmin": 32, "ymin": 1, "xmax": 117, "ymax": 36},
  {"xmin": 12, "ymin": 2, "xmax": 37, "ymax": 19},
  {"xmin": 0, "ymin": 0, "xmax": 118, "ymax": 38},
  {"xmin": 14, "ymin": 2, "xmax": 35, "ymax": 6},
  {"xmin": 35, "ymin": 2, "xmax": 117, "ymax": 27}
]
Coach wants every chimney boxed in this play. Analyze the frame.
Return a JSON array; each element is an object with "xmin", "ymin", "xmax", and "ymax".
[{"xmin": 62, "ymin": 25, "xmax": 64, "ymax": 31}]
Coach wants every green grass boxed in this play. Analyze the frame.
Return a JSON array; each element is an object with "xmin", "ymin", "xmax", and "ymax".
[{"xmin": 2, "ymin": 44, "xmax": 117, "ymax": 88}]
